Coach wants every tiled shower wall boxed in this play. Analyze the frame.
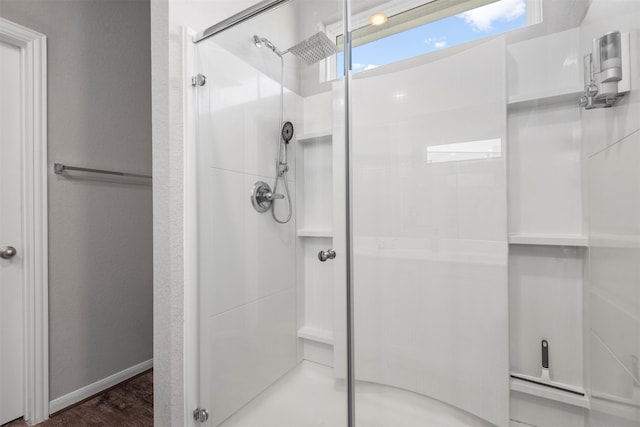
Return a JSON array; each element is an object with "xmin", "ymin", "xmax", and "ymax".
[
  {"xmin": 350, "ymin": 36, "xmax": 509, "ymax": 427},
  {"xmin": 582, "ymin": 2, "xmax": 640, "ymax": 425},
  {"xmin": 195, "ymin": 32, "xmax": 303, "ymax": 425}
]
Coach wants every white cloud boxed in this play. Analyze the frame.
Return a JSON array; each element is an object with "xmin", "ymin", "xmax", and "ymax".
[
  {"xmin": 353, "ymin": 63, "xmax": 378, "ymax": 71},
  {"xmin": 458, "ymin": 0, "xmax": 525, "ymax": 32},
  {"xmin": 424, "ymin": 36, "xmax": 448, "ymax": 49}
]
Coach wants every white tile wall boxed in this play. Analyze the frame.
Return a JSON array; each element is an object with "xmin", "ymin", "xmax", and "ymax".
[
  {"xmin": 507, "ymin": 101, "xmax": 583, "ymax": 236},
  {"xmin": 507, "ymin": 29, "xmax": 582, "ymax": 103},
  {"xmin": 196, "ymin": 35, "xmax": 302, "ymax": 426},
  {"xmin": 351, "ymin": 37, "xmax": 509, "ymax": 427},
  {"xmin": 509, "ymin": 245, "xmax": 584, "ymax": 387},
  {"xmin": 588, "ymin": 130, "xmax": 640, "ymax": 425},
  {"xmin": 590, "ymin": 333, "xmax": 636, "ymax": 400},
  {"xmin": 591, "ymin": 292, "xmax": 640, "ymax": 383},
  {"xmin": 200, "ymin": 168, "xmax": 248, "ymax": 315},
  {"xmin": 583, "ymin": 2, "xmax": 640, "ymax": 425},
  {"xmin": 302, "ymin": 92, "xmax": 333, "ymax": 136},
  {"xmin": 302, "ymin": 237, "xmax": 334, "ymax": 333},
  {"xmin": 197, "ymin": 41, "xmax": 301, "ymax": 180},
  {"xmin": 300, "ymin": 138, "xmax": 333, "ymax": 232},
  {"xmin": 198, "ymin": 167, "xmax": 296, "ymax": 316},
  {"xmin": 510, "ymin": 392, "xmax": 586, "ymax": 427},
  {"xmin": 580, "ymin": 0, "xmax": 640, "ymax": 157},
  {"xmin": 457, "ymin": 158, "xmax": 508, "ymax": 240},
  {"xmin": 204, "ymin": 290, "xmax": 297, "ymax": 426},
  {"xmin": 204, "ymin": 2, "xmax": 303, "ymax": 95},
  {"xmin": 506, "ymin": 22, "xmax": 589, "ymax": 427},
  {"xmin": 588, "ymin": 408, "xmax": 640, "ymax": 427}
]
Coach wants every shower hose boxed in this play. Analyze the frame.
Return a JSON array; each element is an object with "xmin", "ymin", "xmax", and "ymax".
[{"xmin": 272, "ymin": 54, "xmax": 292, "ymax": 224}]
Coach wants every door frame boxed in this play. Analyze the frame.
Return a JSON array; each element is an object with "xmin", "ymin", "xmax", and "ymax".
[{"xmin": 0, "ymin": 17, "xmax": 49, "ymax": 425}]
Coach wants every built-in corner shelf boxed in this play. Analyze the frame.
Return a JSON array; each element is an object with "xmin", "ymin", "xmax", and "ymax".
[
  {"xmin": 509, "ymin": 233, "xmax": 588, "ymax": 247},
  {"xmin": 297, "ymin": 326, "xmax": 334, "ymax": 345},
  {"xmin": 297, "ymin": 229, "xmax": 332, "ymax": 238},
  {"xmin": 510, "ymin": 376, "xmax": 590, "ymax": 409},
  {"xmin": 297, "ymin": 130, "xmax": 332, "ymax": 143}
]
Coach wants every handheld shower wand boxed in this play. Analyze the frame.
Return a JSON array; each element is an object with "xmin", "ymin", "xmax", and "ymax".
[{"xmin": 271, "ymin": 120, "xmax": 294, "ymax": 224}]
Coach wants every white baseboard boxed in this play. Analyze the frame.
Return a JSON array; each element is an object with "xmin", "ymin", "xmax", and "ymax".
[{"xmin": 49, "ymin": 359, "xmax": 153, "ymax": 414}]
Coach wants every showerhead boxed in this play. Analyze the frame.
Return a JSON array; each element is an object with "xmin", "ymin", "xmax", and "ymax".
[
  {"xmin": 284, "ymin": 32, "xmax": 337, "ymax": 65},
  {"xmin": 254, "ymin": 32, "xmax": 337, "ymax": 65}
]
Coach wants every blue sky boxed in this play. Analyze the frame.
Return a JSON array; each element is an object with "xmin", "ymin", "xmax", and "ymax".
[{"xmin": 337, "ymin": 0, "xmax": 526, "ymax": 75}]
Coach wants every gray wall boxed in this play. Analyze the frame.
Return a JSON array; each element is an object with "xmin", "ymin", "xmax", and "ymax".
[{"xmin": 0, "ymin": 0, "xmax": 153, "ymax": 400}]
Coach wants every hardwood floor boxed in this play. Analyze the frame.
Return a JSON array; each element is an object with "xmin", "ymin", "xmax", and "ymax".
[{"xmin": 2, "ymin": 371, "xmax": 153, "ymax": 427}]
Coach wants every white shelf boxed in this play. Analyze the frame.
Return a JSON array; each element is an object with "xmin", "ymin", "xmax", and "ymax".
[
  {"xmin": 297, "ymin": 229, "xmax": 332, "ymax": 238},
  {"xmin": 298, "ymin": 130, "xmax": 331, "ymax": 143},
  {"xmin": 510, "ymin": 377, "xmax": 590, "ymax": 409},
  {"xmin": 297, "ymin": 326, "xmax": 334, "ymax": 345},
  {"xmin": 590, "ymin": 233, "xmax": 640, "ymax": 249},
  {"xmin": 509, "ymin": 233, "xmax": 588, "ymax": 247},
  {"xmin": 508, "ymin": 89, "xmax": 583, "ymax": 107}
]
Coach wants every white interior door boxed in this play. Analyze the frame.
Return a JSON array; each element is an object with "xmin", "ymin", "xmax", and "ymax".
[{"xmin": 0, "ymin": 39, "xmax": 25, "ymax": 425}]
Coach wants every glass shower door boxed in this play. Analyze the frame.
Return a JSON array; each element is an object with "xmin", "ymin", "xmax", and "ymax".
[
  {"xmin": 193, "ymin": 1, "xmax": 348, "ymax": 426},
  {"xmin": 196, "ymin": 30, "xmax": 298, "ymax": 425}
]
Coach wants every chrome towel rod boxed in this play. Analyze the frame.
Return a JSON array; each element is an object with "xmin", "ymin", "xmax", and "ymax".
[{"xmin": 54, "ymin": 163, "xmax": 152, "ymax": 179}]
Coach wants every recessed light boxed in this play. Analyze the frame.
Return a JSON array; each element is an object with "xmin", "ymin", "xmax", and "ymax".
[{"xmin": 369, "ymin": 13, "xmax": 388, "ymax": 26}]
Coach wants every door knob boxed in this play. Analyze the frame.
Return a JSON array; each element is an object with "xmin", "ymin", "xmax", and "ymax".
[
  {"xmin": 318, "ymin": 249, "xmax": 336, "ymax": 262},
  {"xmin": 0, "ymin": 246, "xmax": 17, "ymax": 259}
]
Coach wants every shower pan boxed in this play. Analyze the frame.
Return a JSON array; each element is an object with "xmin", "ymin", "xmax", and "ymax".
[{"xmin": 189, "ymin": 0, "xmax": 640, "ymax": 426}]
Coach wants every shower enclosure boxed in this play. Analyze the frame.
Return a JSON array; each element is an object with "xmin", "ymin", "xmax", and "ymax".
[{"xmin": 190, "ymin": 0, "xmax": 640, "ymax": 425}]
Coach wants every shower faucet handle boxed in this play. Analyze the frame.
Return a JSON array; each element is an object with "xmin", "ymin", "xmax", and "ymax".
[
  {"xmin": 251, "ymin": 181, "xmax": 283, "ymax": 213},
  {"xmin": 264, "ymin": 192, "xmax": 284, "ymax": 201}
]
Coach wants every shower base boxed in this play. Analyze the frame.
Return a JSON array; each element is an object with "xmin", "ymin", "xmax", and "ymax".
[{"xmin": 220, "ymin": 361, "xmax": 491, "ymax": 427}]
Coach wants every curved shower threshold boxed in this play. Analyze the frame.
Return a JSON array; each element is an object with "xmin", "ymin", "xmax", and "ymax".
[{"xmin": 220, "ymin": 361, "xmax": 491, "ymax": 427}]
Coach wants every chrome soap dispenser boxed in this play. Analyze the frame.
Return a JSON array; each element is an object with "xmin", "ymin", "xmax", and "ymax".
[{"xmin": 580, "ymin": 31, "xmax": 630, "ymax": 109}]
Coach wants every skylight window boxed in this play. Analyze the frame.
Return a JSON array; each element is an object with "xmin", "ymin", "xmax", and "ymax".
[{"xmin": 329, "ymin": 0, "xmax": 538, "ymax": 77}]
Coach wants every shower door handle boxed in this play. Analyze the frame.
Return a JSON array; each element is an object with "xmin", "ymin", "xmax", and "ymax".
[
  {"xmin": 0, "ymin": 246, "xmax": 17, "ymax": 259},
  {"xmin": 318, "ymin": 249, "xmax": 336, "ymax": 262}
]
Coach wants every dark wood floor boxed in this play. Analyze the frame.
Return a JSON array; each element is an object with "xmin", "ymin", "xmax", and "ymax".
[{"xmin": 2, "ymin": 371, "xmax": 153, "ymax": 427}]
